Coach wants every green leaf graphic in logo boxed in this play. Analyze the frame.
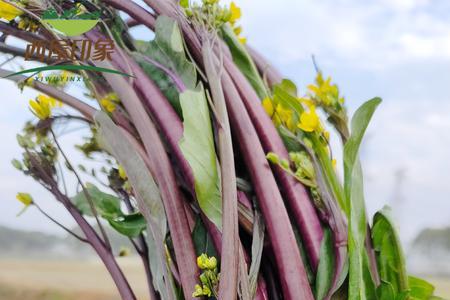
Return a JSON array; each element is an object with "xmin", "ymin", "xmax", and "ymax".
[{"xmin": 42, "ymin": 8, "xmax": 100, "ymax": 36}]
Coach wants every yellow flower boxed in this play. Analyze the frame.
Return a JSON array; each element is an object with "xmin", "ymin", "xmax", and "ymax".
[
  {"xmin": 38, "ymin": 94, "xmax": 62, "ymax": 107},
  {"xmin": 16, "ymin": 193, "xmax": 33, "ymax": 206},
  {"xmin": 202, "ymin": 285, "xmax": 212, "ymax": 297},
  {"xmin": 332, "ymin": 159, "xmax": 337, "ymax": 170},
  {"xmin": 262, "ymin": 97, "xmax": 274, "ymax": 117},
  {"xmin": 308, "ymin": 72, "xmax": 344, "ymax": 107},
  {"xmin": 298, "ymin": 106, "xmax": 320, "ymax": 132},
  {"xmin": 100, "ymin": 93, "xmax": 120, "ymax": 113},
  {"xmin": 25, "ymin": 76, "xmax": 34, "ymax": 86},
  {"xmin": 118, "ymin": 165, "xmax": 127, "ymax": 180},
  {"xmin": 299, "ymin": 97, "xmax": 315, "ymax": 108},
  {"xmin": 0, "ymin": 0, "xmax": 23, "ymax": 21},
  {"xmin": 238, "ymin": 36, "xmax": 247, "ymax": 44},
  {"xmin": 192, "ymin": 284, "xmax": 203, "ymax": 297},
  {"xmin": 233, "ymin": 25, "xmax": 242, "ymax": 36},
  {"xmin": 100, "ymin": 99, "xmax": 116, "ymax": 112},
  {"xmin": 29, "ymin": 95, "xmax": 62, "ymax": 120},
  {"xmin": 197, "ymin": 254, "xmax": 208, "ymax": 269},
  {"xmin": 196, "ymin": 253, "xmax": 217, "ymax": 270},
  {"xmin": 229, "ymin": 2, "xmax": 241, "ymax": 24},
  {"xmin": 276, "ymin": 104, "xmax": 292, "ymax": 124}
]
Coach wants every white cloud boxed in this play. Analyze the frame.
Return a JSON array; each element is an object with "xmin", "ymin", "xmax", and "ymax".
[{"xmin": 230, "ymin": 0, "xmax": 450, "ymax": 70}]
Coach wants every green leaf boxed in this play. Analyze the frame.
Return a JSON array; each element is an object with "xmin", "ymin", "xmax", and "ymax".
[
  {"xmin": 408, "ymin": 276, "xmax": 435, "ymax": 300},
  {"xmin": 179, "ymin": 85, "xmax": 222, "ymax": 229},
  {"xmin": 95, "ymin": 112, "xmax": 176, "ymax": 300},
  {"xmin": 278, "ymin": 125, "xmax": 303, "ymax": 152},
  {"xmin": 376, "ymin": 281, "xmax": 395, "ymax": 300},
  {"xmin": 344, "ymin": 97, "xmax": 382, "ymax": 300},
  {"xmin": 344, "ymin": 97, "xmax": 382, "ymax": 210},
  {"xmin": 221, "ymin": 23, "xmax": 269, "ymax": 99},
  {"xmin": 273, "ymin": 80, "xmax": 304, "ymax": 116},
  {"xmin": 107, "ymin": 213, "xmax": 147, "ymax": 238},
  {"xmin": 315, "ymin": 228, "xmax": 335, "ymax": 300},
  {"xmin": 192, "ymin": 218, "xmax": 218, "ymax": 258},
  {"xmin": 372, "ymin": 206, "xmax": 409, "ymax": 297},
  {"xmin": 134, "ymin": 16, "xmax": 197, "ymax": 115},
  {"xmin": 72, "ymin": 183, "xmax": 122, "ymax": 219}
]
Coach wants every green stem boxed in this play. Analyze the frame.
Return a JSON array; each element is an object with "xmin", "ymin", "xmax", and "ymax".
[{"xmin": 311, "ymin": 135, "xmax": 347, "ymax": 215}]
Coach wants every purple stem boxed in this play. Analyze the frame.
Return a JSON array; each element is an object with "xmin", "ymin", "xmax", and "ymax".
[
  {"xmin": 224, "ymin": 58, "xmax": 323, "ymax": 272},
  {"xmin": 95, "ymin": 60, "xmax": 200, "ymax": 300},
  {"xmin": 221, "ymin": 71, "xmax": 314, "ymax": 300},
  {"xmin": 102, "ymin": 0, "xmax": 156, "ymax": 31},
  {"xmin": 51, "ymin": 188, "xmax": 136, "ymax": 300},
  {"xmin": 246, "ymin": 46, "xmax": 283, "ymax": 87}
]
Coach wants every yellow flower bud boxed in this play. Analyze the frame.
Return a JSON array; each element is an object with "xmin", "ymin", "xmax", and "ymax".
[
  {"xmin": 192, "ymin": 284, "xmax": 203, "ymax": 297},
  {"xmin": 16, "ymin": 193, "xmax": 33, "ymax": 206},
  {"xmin": 206, "ymin": 256, "xmax": 217, "ymax": 270},
  {"xmin": 202, "ymin": 285, "xmax": 212, "ymax": 297},
  {"xmin": 197, "ymin": 253, "xmax": 209, "ymax": 270},
  {"xmin": 118, "ymin": 165, "xmax": 127, "ymax": 180}
]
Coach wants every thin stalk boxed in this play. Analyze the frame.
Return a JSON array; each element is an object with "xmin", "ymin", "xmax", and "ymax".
[
  {"xmin": 50, "ymin": 129, "xmax": 112, "ymax": 250},
  {"xmin": 202, "ymin": 39, "xmax": 239, "ymax": 300},
  {"xmin": 121, "ymin": 191, "xmax": 159, "ymax": 300},
  {"xmin": 224, "ymin": 58, "xmax": 323, "ymax": 272},
  {"xmin": 29, "ymin": 158, "xmax": 135, "ymax": 300},
  {"xmin": 34, "ymin": 202, "xmax": 88, "ymax": 243},
  {"xmin": 305, "ymin": 137, "xmax": 348, "ymax": 298},
  {"xmin": 53, "ymin": 188, "xmax": 136, "ymax": 300},
  {"xmin": 221, "ymin": 70, "xmax": 314, "ymax": 300},
  {"xmin": 0, "ymin": 69, "xmax": 96, "ymax": 120},
  {"xmin": 95, "ymin": 60, "xmax": 200, "ymax": 299}
]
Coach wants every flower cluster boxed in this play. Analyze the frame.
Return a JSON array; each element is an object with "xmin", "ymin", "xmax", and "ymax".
[
  {"xmin": 308, "ymin": 72, "xmax": 344, "ymax": 108},
  {"xmin": 266, "ymin": 151, "xmax": 317, "ymax": 188},
  {"xmin": 193, "ymin": 253, "xmax": 219, "ymax": 298},
  {"xmin": 307, "ymin": 72, "xmax": 349, "ymax": 140},
  {"xmin": 29, "ymin": 94, "xmax": 62, "ymax": 120},
  {"xmin": 182, "ymin": 0, "xmax": 246, "ymax": 44}
]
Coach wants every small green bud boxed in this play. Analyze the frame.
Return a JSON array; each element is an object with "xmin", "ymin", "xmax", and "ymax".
[
  {"xmin": 180, "ymin": 0, "xmax": 189, "ymax": 8},
  {"xmin": 16, "ymin": 134, "xmax": 27, "ymax": 148},
  {"xmin": 280, "ymin": 159, "xmax": 290, "ymax": 169},
  {"xmin": 199, "ymin": 272, "xmax": 208, "ymax": 285},
  {"xmin": 266, "ymin": 152, "xmax": 279, "ymax": 164},
  {"xmin": 11, "ymin": 159, "xmax": 23, "ymax": 170}
]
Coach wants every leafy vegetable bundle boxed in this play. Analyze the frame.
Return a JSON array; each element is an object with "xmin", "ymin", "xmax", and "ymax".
[{"xmin": 0, "ymin": 0, "xmax": 443, "ymax": 299}]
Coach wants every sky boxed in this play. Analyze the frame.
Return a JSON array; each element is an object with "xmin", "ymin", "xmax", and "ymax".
[{"xmin": 1, "ymin": 0, "xmax": 450, "ymax": 247}]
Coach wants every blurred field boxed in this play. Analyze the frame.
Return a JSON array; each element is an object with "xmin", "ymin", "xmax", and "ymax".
[
  {"xmin": 0, "ymin": 258, "xmax": 449, "ymax": 299},
  {"xmin": 0, "ymin": 258, "xmax": 149, "ymax": 300}
]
